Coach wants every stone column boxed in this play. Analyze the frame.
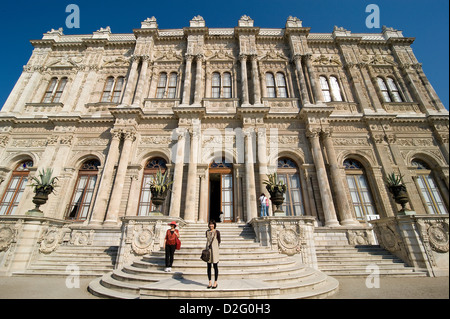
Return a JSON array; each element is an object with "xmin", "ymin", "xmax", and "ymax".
[
  {"xmin": 240, "ymin": 54, "xmax": 250, "ymax": 105},
  {"xmin": 193, "ymin": 55, "xmax": 204, "ymax": 105},
  {"xmin": 132, "ymin": 55, "xmax": 150, "ymax": 107},
  {"xmin": 184, "ymin": 127, "xmax": 200, "ymax": 221},
  {"xmin": 304, "ymin": 54, "xmax": 323, "ymax": 104},
  {"xmin": 90, "ymin": 129, "xmax": 122, "ymax": 225},
  {"xmin": 169, "ymin": 128, "xmax": 186, "ymax": 218},
  {"xmin": 250, "ymin": 55, "xmax": 261, "ymax": 105},
  {"xmin": 244, "ymin": 128, "xmax": 258, "ymax": 221},
  {"xmin": 198, "ymin": 170, "xmax": 209, "ymax": 222},
  {"xmin": 322, "ymin": 130, "xmax": 359, "ymax": 226},
  {"xmin": 122, "ymin": 56, "xmax": 141, "ymax": 106},
  {"xmin": 257, "ymin": 128, "xmax": 269, "ymax": 195},
  {"xmin": 293, "ymin": 55, "xmax": 311, "ymax": 105},
  {"xmin": 104, "ymin": 130, "xmax": 136, "ymax": 226},
  {"xmin": 182, "ymin": 55, "xmax": 194, "ymax": 105},
  {"xmin": 307, "ymin": 129, "xmax": 340, "ymax": 227}
]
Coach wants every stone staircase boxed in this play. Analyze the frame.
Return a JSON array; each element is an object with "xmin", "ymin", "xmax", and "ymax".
[
  {"xmin": 88, "ymin": 223, "xmax": 339, "ymax": 299},
  {"xmin": 13, "ymin": 245, "xmax": 118, "ymax": 277},
  {"xmin": 316, "ymin": 245, "xmax": 428, "ymax": 277}
]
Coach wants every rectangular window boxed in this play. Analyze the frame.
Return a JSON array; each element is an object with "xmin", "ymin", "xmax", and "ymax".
[
  {"xmin": 0, "ymin": 175, "xmax": 28, "ymax": 216},
  {"xmin": 221, "ymin": 174, "xmax": 233, "ymax": 220}
]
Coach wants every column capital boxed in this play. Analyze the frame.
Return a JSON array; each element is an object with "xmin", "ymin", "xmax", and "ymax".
[
  {"xmin": 306, "ymin": 127, "xmax": 321, "ymax": 139},
  {"xmin": 123, "ymin": 130, "xmax": 136, "ymax": 141},
  {"xmin": 185, "ymin": 54, "xmax": 195, "ymax": 62},
  {"xmin": 239, "ymin": 53, "xmax": 248, "ymax": 61}
]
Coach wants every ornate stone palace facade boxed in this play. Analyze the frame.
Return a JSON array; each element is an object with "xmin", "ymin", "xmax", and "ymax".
[{"xmin": 0, "ymin": 16, "xmax": 448, "ymax": 280}]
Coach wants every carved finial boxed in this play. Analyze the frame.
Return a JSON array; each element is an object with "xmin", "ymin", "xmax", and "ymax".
[
  {"xmin": 141, "ymin": 17, "xmax": 158, "ymax": 29},
  {"xmin": 286, "ymin": 16, "xmax": 302, "ymax": 28},
  {"xmin": 190, "ymin": 15, "xmax": 205, "ymax": 27},
  {"xmin": 238, "ymin": 15, "xmax": 254, "ymax": 27}
]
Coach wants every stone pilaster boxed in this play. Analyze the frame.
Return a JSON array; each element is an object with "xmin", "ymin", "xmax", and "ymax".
[
  {"xmin": 244, "ymin": 128, "xmax": 258, "ymax": 221},
  {"xmin": 240, "ymin": 54, "xmax": 250, "ymax": 105},
  {"xmin": 169, "ymin": 128, "xmax": 187, "ymax": 218},
  {"xmin": 306, "ymin": 128, "xmax": 340, "ymax": 227},
  {"xmin": 90, "ymin": 129, "xmax": 122, "ymax": 225},
  {"xmin": 322, "ymin": 129, "xmax": 359, "ymax": 226},
  {"xmin": 181, "ymin": 55, "xmax": 194, "ymax": 105},
  {"xmin": 104, "ymin": 130, "xmax": 136, "ymax": 226}
]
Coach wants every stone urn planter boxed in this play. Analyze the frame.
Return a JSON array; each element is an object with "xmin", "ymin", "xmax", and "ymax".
[
  {"xmin": 27, "ymin": 168, "xmax": 58, "ymax": 217},
  {"xmin": 385, "ymin": 172, "xmax": 412, "ymax": 215},
  {"xmin": 148, "ymin": 169, "xmax": 172, "ymax": 216},
  {"xmin": 263, "ymin": 173, "xmax": 287, "ymax": 216}
]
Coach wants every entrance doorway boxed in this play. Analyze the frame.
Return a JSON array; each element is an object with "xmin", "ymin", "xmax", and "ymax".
[{"xmin": 208, "ymin": 160, "xmax": 234, "ymax": 222}]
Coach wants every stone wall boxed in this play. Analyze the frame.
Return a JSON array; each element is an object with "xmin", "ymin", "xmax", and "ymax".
[{"xmin": 370, "ymin": 215, "xmax": 449, "ymax": 277}]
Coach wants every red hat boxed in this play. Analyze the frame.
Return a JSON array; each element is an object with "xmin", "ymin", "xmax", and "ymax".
[{"xmin": 168, "ymin": 221, "xmax": 177, "ymax": 227}]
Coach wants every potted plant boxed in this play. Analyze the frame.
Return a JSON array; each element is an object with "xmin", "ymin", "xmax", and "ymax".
[
  {"xmin": 148, "ymin": 169, "xmax": 173, "ymax": 215},
  {"xmin": 385, "ymin": 172, "xmax": 410, "ymax": 214},
  {"xmin": 263, "ymin": 172, "xmax": 287, "ymax": 216},
  {"xmin": 27, "ymin": 168, "xmax": 59, "ymax": 216}
]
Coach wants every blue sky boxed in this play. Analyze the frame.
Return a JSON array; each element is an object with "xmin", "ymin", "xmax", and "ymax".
[{"xmin": 0, "ymin": 0, "xmax": 448, "ymax": 109}]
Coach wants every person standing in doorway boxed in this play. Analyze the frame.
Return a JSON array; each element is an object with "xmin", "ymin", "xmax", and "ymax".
[
  {"xmin": 206, "ymin": 219, "xmax": 221, "ymax": 289},
  {"xmin": 164, "ymin": 221, "xmax": 180, "ymax": 272}
]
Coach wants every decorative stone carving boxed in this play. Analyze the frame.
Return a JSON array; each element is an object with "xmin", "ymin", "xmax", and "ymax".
[
  {"xmin": 277, "ymin": 228, "xmax": 301, "ymax": 255},
  {"xmin": 70, "ymin": 230, "xmax": 95, "ymax": 246},
  {"xmin": 0, "ymin": 226, "xmax": 16, "ymax": 252},
  {"xmin": 347, "ymin": 230, "xmax": 371, "ymax": 246},
  {"xmin": 428, "ymin": 224, "xmax": 449, "ymax": 253},
  {"xmin": 130, "ymin": 224, "xmax": 155, "ymax": 256},
  {"xmin": 38, "ymin": 226, "xmax": 64, "ymax": 254}
]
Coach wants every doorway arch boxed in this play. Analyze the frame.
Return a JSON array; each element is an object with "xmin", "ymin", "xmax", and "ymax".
[{"xmin": 209, "ymin": 158, "xmax": 234, "ymax": 222}]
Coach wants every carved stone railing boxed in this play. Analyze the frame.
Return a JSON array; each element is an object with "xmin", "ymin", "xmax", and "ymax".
[
  {"xmin": 143, "ymin": 98, "xmax": 180, "ymax": 111},
  {"xmin": 370, "ymin": 215, "xmax": 449, "ymax": 277},
  {"xmin": 249, "ymin": 216, "xmax": 318, "ymax": 269},
  {"xmin": 0, "ymin": 215, "xmax": 70, "ymax": 275},
  {"xmin": 115, "ymin": 216, "xmax": 186, "ymax": 269},
  {"xmin": 203, "ymin": 98, "xmax": 240, "ymax": 113},
  {"xmin": 24, "ymin": 102, "xmax": 64, "ymax": 114},
  {"xmin": 262, "ymin": 97, "xmax": 299, "ymax": 112},
  {"xmin": 85, "ymin": 102, "xmax": 119, "ymax": 113},
  {"xmin": 382, "ymin": 102, "xmax": 421, "ymax": 113}
]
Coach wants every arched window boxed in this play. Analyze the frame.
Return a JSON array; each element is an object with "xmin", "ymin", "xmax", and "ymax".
[
  {"xmin": 212, "ymin": 73, "xmax": 221, "ymax": 98},
  {"xmin": 266, "ymin": 72, "xmax": 289, "ymax": 98},
  {"xmin": 320, "ymin": 76, "xmax": 331, "ymax": 102},
  {"xmin": 0, "ymin": 160, "xmax": 34, "ymax": 215},
  {"xmin": 138, "ymin": 158, "xmax": 169, "ymax": 216},
  {"xmin": 66, "ymin": 159, "xmax": 100, "ymax": 221},
  {"xmin": 277, "ymin": 158, "xmax": 304, "ymax": 216},
  {"xmin": 167, "ymin": 73, "xmax": 178, "ymax": 98},
  {"xmin": 344, "ymin": 159, "xmax": 377, "ymax": 221},
  {"xmin": 266, "ymin": 73, "xmax": 276, "ymax": 98},
  {"xmin": 222, "ymin": 72, "xmax": 232, "ymax": 98},
  {"xmin": 329, "ymin": 76, "xmax": 343, "ymax": 101},
  {"xmin": 156, "ymin": 72, "xmax": 178, "ymax": 98},
  {"xmin": 101, "ymin": 76, "xmax": 124, "ymax": 103},
  {"xmin": 276, "ymin": 72, "xmax": 288, "ymax": 98},
  {"xmin": 42, "ymin": 77, "xmax": 68, "ymax": 103},
  {"xmin": 156, "ymin": 73, "xmax": 168, "ymax": 98},
  {"xmin": 320, "ymin": 76, "xmax": 343, "ymax": 102},
  {"xmin": 412, "ymin": 159, "xmax": 448, "ymax": 215},
  {"xmin": 377, "ymin": 77, "xmax": 403, "ymax": 103}
]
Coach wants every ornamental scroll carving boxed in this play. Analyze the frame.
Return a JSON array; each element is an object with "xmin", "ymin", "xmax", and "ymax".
[
  {"xmin": 125, "ymin": 222, "xmax": 156, "ymax": 256},
  {"xmin": 0, "ymin": 225, "xmax": 17, "ymax": 252},
  {"xmin": 38, "ymin": 226, "xmax": 66, "ymax": 254},
  {"xmin": 270, "ymin": 222, "xmax": 306, "ymax": 256},
  {"xmin": 417, "ymin": 219, "xmax": 449, "ymax": 254}
]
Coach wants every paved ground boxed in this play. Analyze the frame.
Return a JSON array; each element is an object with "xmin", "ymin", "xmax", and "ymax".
[{"xmin": 0, "ymin": 275, "xmax": 448, "ymax": 299}]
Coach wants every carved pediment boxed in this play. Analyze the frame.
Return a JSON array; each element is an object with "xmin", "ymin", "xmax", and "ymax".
[
  {"xmin": 205, "ymin": 49, "xmax": 234, "ymax": 61},
  {"xmin": 361, "ymin": 54, "xmax": 396, "ymax": 66},
  {"xmin": 312, "ymin": 54, "xmax": 342, "ymax": 66},
  {"xmin": 102, "ymin": 56, "xmax": 130, "ymax": 68},
  {"xmin": 259, "ymin": 50, "xmax": 288, "ymax": 62},
  {"xmin": 46, "ymin": 56, "xmax": 82, "ymax": 69},
  {"xmin": 154, "ymin": 50, "xmax": 183, "ymax": 62}
]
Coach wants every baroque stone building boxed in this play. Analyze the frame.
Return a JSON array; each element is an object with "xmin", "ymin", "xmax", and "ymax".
[{"xmin": 0, "ymin": 16, "xmax": 448, "ymax": 285}]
